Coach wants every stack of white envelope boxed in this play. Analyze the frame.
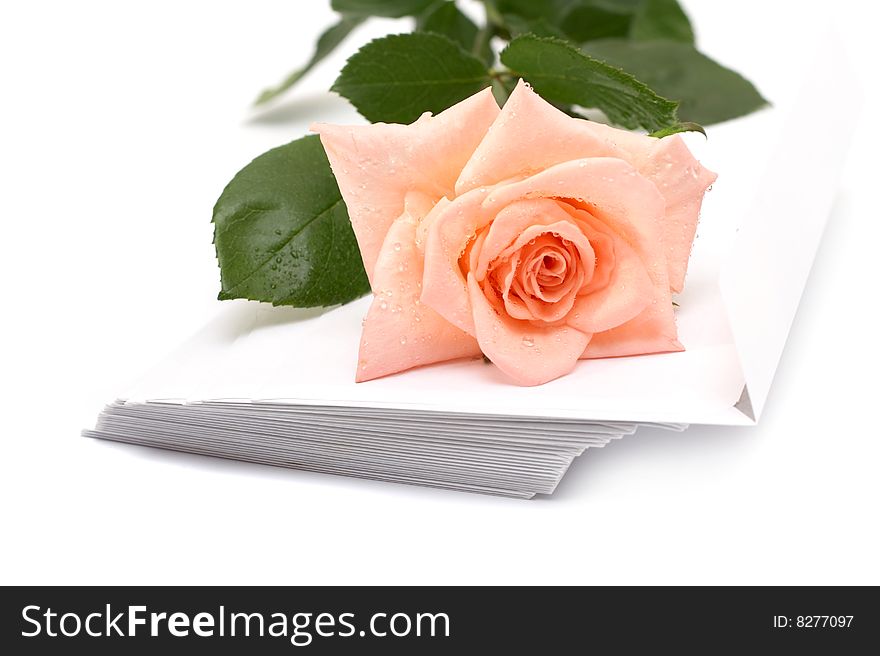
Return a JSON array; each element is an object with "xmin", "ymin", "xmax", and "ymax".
[
  {"xmin": 86, "ymin": 399, "xmax": 670, "ymax": 498},
  {"xmin": 85, "ymin": 27, "xmax": 857, "ymax": 497},
  {"xmin": 84, "ymin": 295, "xmax": 690, "ymax": 498}
]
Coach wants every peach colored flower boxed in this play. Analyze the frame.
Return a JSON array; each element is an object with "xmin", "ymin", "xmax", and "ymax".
[{"xmin": 312, "ymin": 81, "xmax": 716, "ymax": 386}]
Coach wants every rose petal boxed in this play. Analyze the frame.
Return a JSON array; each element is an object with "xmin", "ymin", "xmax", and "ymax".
[
  {"xmin": 455, "ymin": 80, "xmax": 638, "ymax": 195},
  {"xmin": 520, "ymin": 242, "xmax": 591, "ymax": 304},
  {"xmin": 531, "ymin": 247, "xmax": 568, "ymax": 287},
  {"xmin": 311, "ymin": 87, "xmax": 499, "ymax": 282},
  {"xmin": 475, "ymin": 198, "xmax": 585, "ymax": 280},
  {"xmin": 511, "ymin": 269, "xmax": 581, "ymax": 323},
  {"xmin": 582, "ymin": 308, "xmax": 684, "ymax": 359},
  {"xmin": 577, "ymin": 230, "xmax": 614, "ymax": 295},
  {"xmin": 634, "ymin": 136, "xmax": 717, "ymax": 292},
  {"xmin": 463, "ymin": 225, "xmax": 488, "ymax": 277},
  {"xmin": 493, "ymin": 252, "xmax": 533, "ymax": 321},
  {"xmin": 550, "ymin": 202, "xmax": 617, "ymax": 295},
  {"xmin": 420, "ymin": 186, "xmax": 497, "ymax": 335},
  {"xmin": 566, "ymin": 230, "xmax": 652, "ymax": 334},
  {"xmin": 415, "ymin": 196, "xmax": 450, "ymax": 254},
  {"xmin": 496, "ymin": 221, "xmax": 594, "ymax": 278},
  {"xmin": 511, "ymin": 236, "xmax": 584, "ymax": 321},
  {"xmin": 524, "ymin": 245, "xmax": 571, "ymax": 297},
  {"xmin": 467, "ymin": 273, "xmax": 592, "ymax": 386},
  {"xmin": 571, "ymin": 212, "xmax": 681, "ymax": 358},
  {"xmin": 403, "ymin": 190, "xmax": 436, "ymax": 225},
  {"xmin": 482, "ymin": 262, "xmax": 521, "ymax": 318},
  {"xmin": 357, "ymin": 214, "xmax": 481, "ymax": 382}
]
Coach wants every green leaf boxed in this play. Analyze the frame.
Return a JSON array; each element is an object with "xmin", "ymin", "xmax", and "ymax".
[
  {"xmin": 500, "ymin": 35, "xmax": 679, "ymax": 132},
  {"xmin": 502, "ymin": 13, "xmax": 567, "ymax": 39},
  {"xmin": 254, "ymin": 16, "xmax": 365, "ymax": 106},
  {"xmin": 585, "ymin": 39, "xmax": 768, "ymax": 125},
  {"xmin": 560, "ymin": 1, "xmax": 635, "ymax": 43},
  {"xmin": 630, "ymin": 0, "xmax": 694, "ymax": 44},
  {"xmin": 649, "ymin": 121, "xmax": 705, "ymax": 138},
  {"xmin": 331, "ymin": 0, "xmax": 435, "ymax": 18},
  {"xmin": 417, "ymin": 1, "xmax": 490, "ymax": 64},
  {"xmin": 495, "ymin": 0, "xmax": 568, "ymax": 21},
  {"xmin": 497, "ymin": 0, "xmax": 640, "ymax": 42},
  {"xmin": 332, "ymin": 32, "xmax": 492, "ymax": 124},
  {"xmin": 213, "ymin": 136, "xmax": 370, "ymax": 307}
]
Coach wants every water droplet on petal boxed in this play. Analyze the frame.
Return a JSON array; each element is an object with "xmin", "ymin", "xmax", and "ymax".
[
  {"xmin": 399, "ymin": 336, "xmax": 407, "ymax": 345},
  {"xmin": 393, "ymin": 242, "xmax": 401, "ymax": 252},
  {"xmin": 522, "ymin": 336, "xmax": 535, "ymax": 348},
  {"xmin": 380, "ymin": 301, "xmax": 388, "ymax": 310}
]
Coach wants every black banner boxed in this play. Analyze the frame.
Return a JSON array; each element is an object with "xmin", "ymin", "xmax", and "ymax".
[{"xmin": 1, "ymin": 586, "xmax": 877, "ymax": 653}]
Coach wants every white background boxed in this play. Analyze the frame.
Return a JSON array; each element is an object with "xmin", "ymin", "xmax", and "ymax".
[{"xmin": 1, "ymin": 1, "xmax": 878, "ymax": 585}]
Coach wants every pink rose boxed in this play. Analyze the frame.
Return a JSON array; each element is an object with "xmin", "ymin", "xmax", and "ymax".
[{"xmin": 312, "ymin": 81, "xmax": 716, "ymax": 386}]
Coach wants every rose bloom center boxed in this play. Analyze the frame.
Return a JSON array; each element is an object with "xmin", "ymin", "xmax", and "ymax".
[{"xmin": 463, "ymin": 198, "xmax": 614, "ymax": 327}]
